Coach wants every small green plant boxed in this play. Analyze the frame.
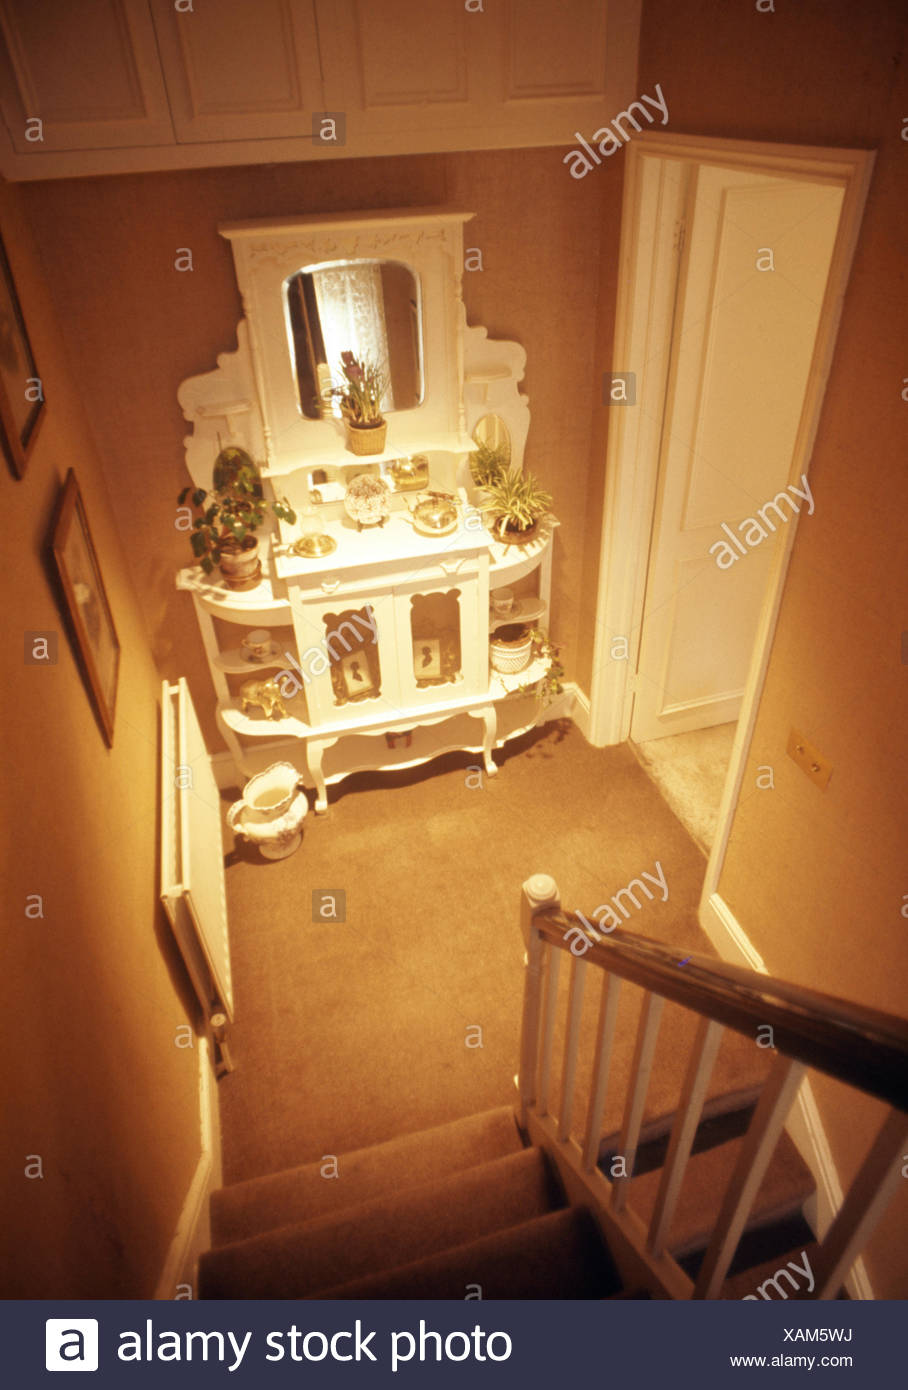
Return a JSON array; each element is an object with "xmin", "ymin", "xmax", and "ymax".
[
  {"xmin": 326, "ymin": 350, "xmax": 388, "ymax": 427},
  {"xmin": 178, "ymin": 446, "xmax": 297, "ymax": 574},
  {"xmin": 480, "ymin": 467, "xmax": 553, "ymax": 539},
  {"xmin": 469, "ymin": 440, "xmax": 508, "ymax": 489},
  {"xmin": 519, "ymin": 628, "xmax": 565, "ymax": 705}
]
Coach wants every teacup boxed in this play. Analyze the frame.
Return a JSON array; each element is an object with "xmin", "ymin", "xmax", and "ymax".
[
  {"xmin": 242, "ymin": 628, "xmax": 273, "ymax": 661},
  {"xmin": 491, "ymin": 588, "xmax": 514, "ymax": 616}
]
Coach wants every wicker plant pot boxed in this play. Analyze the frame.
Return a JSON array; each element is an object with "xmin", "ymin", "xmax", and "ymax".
[
  {"xmin": 345, "ymin": 419, "xmax": 387, "ymax": 456},
  {"xmin": 490, "ymin": 623, "xmax": 533, "ymax": 674}
]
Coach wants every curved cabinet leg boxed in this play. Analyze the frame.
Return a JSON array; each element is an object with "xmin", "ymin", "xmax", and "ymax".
[
  {"xmin": 306, "ymin": 738, "xmax": 330, "ymax": 813},
  {"xmin": 480, "ymin": 704, "xmax": 498, "ymax": 776}
]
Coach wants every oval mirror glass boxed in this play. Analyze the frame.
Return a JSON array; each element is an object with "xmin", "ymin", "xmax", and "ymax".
[
  {"xmin": 285, "ymin": 259, "xmax": 423, "ymax": 420},
  {"xmin": 470, "ymin": 413, "xmax": 512, "ymax": 486}
]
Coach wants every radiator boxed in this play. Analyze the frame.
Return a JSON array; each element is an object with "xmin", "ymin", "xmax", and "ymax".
[{"xmin": 161, "ymin": 679, "xmax": 234, "ymax": 1022}]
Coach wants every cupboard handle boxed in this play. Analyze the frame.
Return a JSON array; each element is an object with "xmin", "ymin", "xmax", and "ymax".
[
  {"xmin": 441, "ymin": 559, "xmax": 463, "ymax": 574},
  {"xmin": 320, "ymin": 578, "xmax": 341, "ymax": 593}
]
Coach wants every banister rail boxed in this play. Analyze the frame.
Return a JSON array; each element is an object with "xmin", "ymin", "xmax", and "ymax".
[
  {"xmin": 532, "ymin": 910, "xmax": 908, "ymax": 1111},
  {"xmin": 516, "ymin": 877, "xmax": 908, "ymax": 1300}
]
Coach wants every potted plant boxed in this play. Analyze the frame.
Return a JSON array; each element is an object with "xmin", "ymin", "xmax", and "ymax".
[
  {"xmin": 480, "ymin": 467, "xmax": 553, "ymax": 545},
  {"xmin": 178, "ymin": 446, "xmax": 297, "ymax": 590},
  {"xmin": 327, "ymin": 350, "xmax": 389, "ymax": 456},
  {"xmin": 519, "ymin": 628, "xmax": 565, "ymax": 705}
]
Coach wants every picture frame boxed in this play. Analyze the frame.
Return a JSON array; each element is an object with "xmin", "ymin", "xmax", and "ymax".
[
  {"xmin": 412, "ymin": 637, "xmax": 442, "ymax": 680},
  {"xmin": 0, "ymin": 232, "xmax": 44, "ymax": 478},
  {"xmin": 340, "ymin": 650, "xmax": 375, "ymax": 699},
  {"xmin": 51, "ymin": 470, "xmax": 120, "ymax": 746}
]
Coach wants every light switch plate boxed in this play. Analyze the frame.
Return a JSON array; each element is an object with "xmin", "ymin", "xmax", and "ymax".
[{"xmin": 787, "ymin": 727, "xmax": 833, "ymax": 790}]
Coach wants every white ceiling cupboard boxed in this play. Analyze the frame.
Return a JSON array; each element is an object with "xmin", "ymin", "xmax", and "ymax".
[{"xmin": 0, "ymin": 0, "xmax": 640, "ymax": 179}]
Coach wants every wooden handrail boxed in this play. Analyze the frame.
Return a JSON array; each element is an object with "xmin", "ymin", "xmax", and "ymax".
[{"xmin": 534, "ymin": 910, "xmax": 908, "ymax": 1112}]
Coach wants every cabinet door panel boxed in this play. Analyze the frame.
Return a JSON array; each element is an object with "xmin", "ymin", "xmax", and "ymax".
[
  {"xmin": 150, "ymin": 0, "xmax": 323, "ymax": 143},
  {"xmin": 319, "ymin": 0, "xmax": 639, "ymax": 149},
  {"xmin": 0, "ymin": 0, "xmax": 173, "ymax": 151},
  {"xmin": 505, "ymin": 0, "xmax": 608, "ymax": 99}
]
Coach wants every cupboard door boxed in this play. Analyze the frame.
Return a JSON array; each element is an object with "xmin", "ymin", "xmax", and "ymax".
[
  {"xmin": 289, "ymin": 591, "xmax": 401, "ymax": 728},
  {"xmin": 392, "ymin": 575, "xmax": 486, "ymax": 708},
  {"xmin": 0, "ymin": 0, "xmax": 174, "ymax": 152},
  {"xmin": 150, "ymin": 0, "xmax": 323, "ymax": 143},
  {"xmin": 318, "ymin": 0, "xmax": 640, "ymax": 153},
  {"xmin": 318, "ymin": 0, "xmax": 482, "ymax": 139}
]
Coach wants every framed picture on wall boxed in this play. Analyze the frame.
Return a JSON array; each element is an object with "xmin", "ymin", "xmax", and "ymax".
[
  {"xmin": 51, "ymin": 470, "xmax": 120, "ymax": 746},
  {"xmin": 0, "ymin": 232, "xmax": 44, "ymax": 478}
]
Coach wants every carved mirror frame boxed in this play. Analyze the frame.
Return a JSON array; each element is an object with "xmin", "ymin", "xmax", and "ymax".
[{"xmin": 218, "ymin": 208, "xmax": 473, "ymax": 474}]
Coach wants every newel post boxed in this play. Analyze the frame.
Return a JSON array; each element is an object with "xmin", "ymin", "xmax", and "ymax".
[{"xmin": 518, "ymin": 875, "xmax": 561, "ymax": 1127}]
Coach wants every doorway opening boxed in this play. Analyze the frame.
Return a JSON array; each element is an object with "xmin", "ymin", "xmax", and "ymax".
[{"xmin": 588, "ymin": 133, "xmax": 873, "ymax": 908}]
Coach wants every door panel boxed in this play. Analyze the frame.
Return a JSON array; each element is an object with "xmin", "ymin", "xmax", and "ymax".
[
  {"xmin": 0, "ymin": 0, "xmax": 174, "ymax": 151},
  {"xmin": 630, "ymin": 164, "xmax": 843, "ymax": 742}
]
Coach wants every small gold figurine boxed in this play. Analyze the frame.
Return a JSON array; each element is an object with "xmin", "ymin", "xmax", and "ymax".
[{"xmin": 239, "ymin": 678, "xmax": 289, "ymax": 720}]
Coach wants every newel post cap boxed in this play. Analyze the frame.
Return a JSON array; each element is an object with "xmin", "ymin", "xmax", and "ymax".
[{"xmin": 522, "ymin": 874, "xmax": 560, "ymax": 911}]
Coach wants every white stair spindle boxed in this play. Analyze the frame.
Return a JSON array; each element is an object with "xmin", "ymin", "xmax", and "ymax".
[
  {"xmin": 811, "ymin": 1108, "xmax": 908, "ymax": 1299},
  {"xmin": 647, "ymin": 1016, "xmax": 724, "ymax": 1256},
  {"xmin": 582, "ymin": 973, "xmax": 623, "ymax": 1170},
  {"xmin": 693, "ymin": 1053, "xmax": 806, "ymax": 1298},
  {"xmin": 536, "ymin": 945, "xmax": 562, "ymax": 1118},
  {"xmin": 610, "ymin": 991, "xmax": 665, "ymax": 1212},
  {"xmin": 557, "ymin": 955, "xmax": 588, "ymax": 1142}
]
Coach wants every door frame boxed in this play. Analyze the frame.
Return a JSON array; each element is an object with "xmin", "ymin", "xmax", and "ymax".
[{"xmin": 587, "ymin": 131, "xmax": 874, "ymax": 909}]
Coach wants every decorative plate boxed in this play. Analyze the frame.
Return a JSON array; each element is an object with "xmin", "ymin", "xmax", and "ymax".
[{"xmin": 344, "ymin": 473, "xmax": 390, "ymax": 528}]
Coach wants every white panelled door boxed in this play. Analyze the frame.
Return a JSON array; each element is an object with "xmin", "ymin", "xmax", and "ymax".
[{"xmin": 630, "ymin": 164, "xmax": 843, "ymax": 742}]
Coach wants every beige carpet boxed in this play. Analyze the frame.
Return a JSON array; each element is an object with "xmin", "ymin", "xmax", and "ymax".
[
  {"xmin": 218, "ymin": 722, "xmax": 766, "ymax": 1185},
  {"xmin": 633, "ymin": 723, "xmax": 737, "ymax": 854}
]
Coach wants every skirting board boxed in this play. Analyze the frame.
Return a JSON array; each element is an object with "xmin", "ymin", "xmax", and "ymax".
[
  {"xmin": 567, "ymin": 682, "xmax": 591, "ymax": 741},
  {"xmin": 700, "ymin": 891, "xmax": 874, "ymax": 1301},
  {"xmin": 154, "ymin": 1035, "xmax": 222, "ymax": 1300}
]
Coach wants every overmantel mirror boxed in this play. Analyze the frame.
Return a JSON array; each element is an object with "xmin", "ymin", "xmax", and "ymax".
[
  {"xmin": 218, "ymin": 209, "xmax": 474, "ymax": 473},
  {"xmin": 286, "ymin": 259, "xmax": 424, "ymax": 421}
]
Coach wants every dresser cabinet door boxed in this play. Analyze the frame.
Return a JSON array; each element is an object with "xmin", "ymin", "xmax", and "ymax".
[{"xmin": 0, "ymin": 0, "xmax": 173, "ymax": 151}]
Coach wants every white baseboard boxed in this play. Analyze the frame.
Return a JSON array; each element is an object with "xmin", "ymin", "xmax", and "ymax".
[
  {"xmin": 568, "ymin": 682, "xmax": 591, "ymax": 740},
  {"xmin": 699, "ymin": 892, "xmax": 874, "ymax": 1301},
  {"xmin": 154, "ymin": 1035, "xmax": 222, "ymax": 1300},
  {"xmin": 210, "ymin": 748, "xmax": 241, "ymax": 791}
]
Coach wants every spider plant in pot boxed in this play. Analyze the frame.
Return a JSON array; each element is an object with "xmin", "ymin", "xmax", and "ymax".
[
  {"xmin": 327, "ymin": 350, "xmax": 389, "ymax": 456},
  {"xmin": 480, "ymin": 467, "xmax": 553, "ymax": 546},
  {"xmin": 178, "ymin": 446, "xmax": 297, "ymax": 590}
]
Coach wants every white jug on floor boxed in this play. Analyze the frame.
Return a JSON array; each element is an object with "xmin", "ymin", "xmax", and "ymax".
[{"xmin": 227, "ymin": 762, "xmax": 308, "ymax": 860}]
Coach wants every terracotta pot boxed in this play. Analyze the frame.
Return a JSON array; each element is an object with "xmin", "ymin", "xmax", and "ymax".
[
  {"xmin": 219, "ymin": 536, "xmax": 261, "ymax": 590},
  {"xmin": 345, "ymin": 419, "xmax": 387, "ymax": 456}
]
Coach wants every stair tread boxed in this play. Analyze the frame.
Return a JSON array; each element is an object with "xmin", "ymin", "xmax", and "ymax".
[
  {"xmin": 211, "ymin": 1106, "xmax": 523, "ymax": 1247},
  {"xmin": 309, "ymin": 1207, "xmax": 623, "ymax": 1300},
  {"xmin": 627, "ymin": 1130, "xmax": 816, "ymax": 1258},
  {"xmin": 723, "ymin": 1242, "xmax": 843, "ymax": 1300},
  {"xmin": 200, "ymin": 1147, "xmax": 562, "ymax": 1300},
  {"xmin": 598, "ymin": 1085, "xmax": 762, "ymax": 1167}
]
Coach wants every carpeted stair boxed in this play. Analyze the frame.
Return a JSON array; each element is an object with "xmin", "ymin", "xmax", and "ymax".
[
  {"xmin": 200, "ymin": 1107, "xmax": 623, "ymax": 1299},
  {"xmin": 199, "ymin": 1099, "xmax": 819, "ymax": 1299}
]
